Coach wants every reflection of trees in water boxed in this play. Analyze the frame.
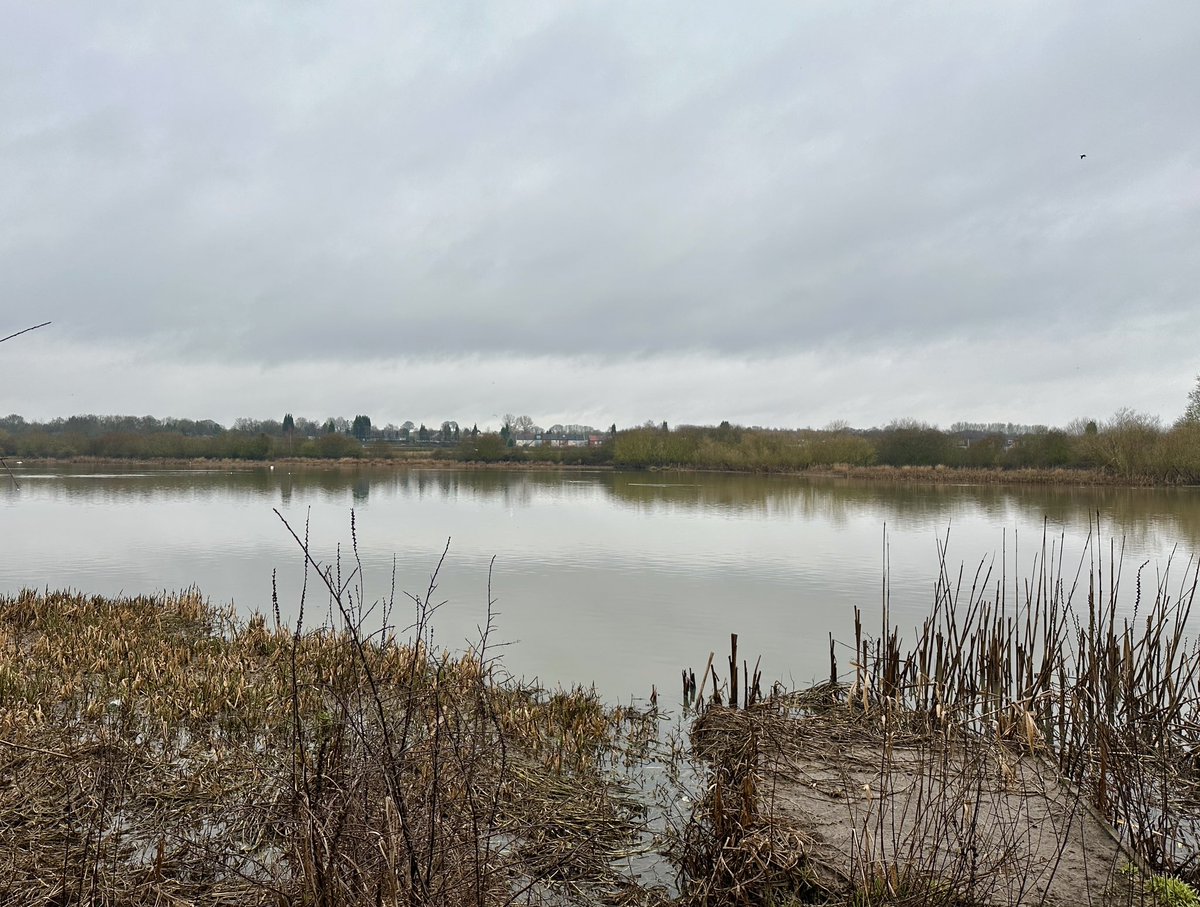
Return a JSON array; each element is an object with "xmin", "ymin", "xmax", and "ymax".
[
  {"xmin": 606, "ymin": 473, "xmax": 972, "ymax": 529},
  {"xmin": 395, "ymin": 470, "xmax": 550, "ymax": 510},
  {"xmin": 140, "ymin": 466, "xmax": 586, "ymax": 512},
  {"xmin": 44, "ymin": 467, "xmax": 281, "ymax": 505},
  {"xmin": 30, "ymin": 466, "xmax": 1200, "ymax": 554},
  {"xmin": 44, "ymin": 465, "xmax": 382, "ymax": 506},
  {"xmin": 351, "ymin": 477, "xmax": 370, "ymax": 504},
  {"xmin": 602, "ymin": 473, "xmax": 1200, "ymax": 550}
]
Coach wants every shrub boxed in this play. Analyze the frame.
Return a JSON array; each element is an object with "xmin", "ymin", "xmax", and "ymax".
[{"xmin": 875, "ymin": 422, "xmax": 954, "ymax": 466}]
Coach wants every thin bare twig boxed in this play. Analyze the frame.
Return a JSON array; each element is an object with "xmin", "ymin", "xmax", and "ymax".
[
  {"xmin": 0, "ymin": 456, "xmax": 19, "ymax": 490},
  {"xmin": 0, "ymin": 736, "xmax": 71, "ymax": 759},
  {"xmin": 0, "ymin": 320, "xmax": 51, "ymax": 344}
]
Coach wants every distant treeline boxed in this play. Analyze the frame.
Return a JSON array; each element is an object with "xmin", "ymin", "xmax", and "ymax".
[
  {"xmin": 0, "ymin": 413, "xmax": 610, "ymax": 465},
  {"xmin": 3, "ymin": 411, "xmax": 1200, "ymax": 482},
  {"xmin": 611, "ymin": 414, "xmax": 1200, "ymax": 482}
]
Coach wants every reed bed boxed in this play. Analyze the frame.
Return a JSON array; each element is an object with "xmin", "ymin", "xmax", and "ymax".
[
  {"xmin": 0, "ymin": 538, "xmax": 659, "ymax": 906},
  {"xmin": 679, "ymin": 690, "xmax": 1141, "ymax": 906},
  {"xmin": 839, "ymin": 523, "xmax": 1200, "ymax": 882},
  {"xmin": 672, "ymin": 525, "xmax": 1200, "ymax": 905},
  {"xmin": 668, "ymin": 704, "xmax": 824, "ymax": 907}
]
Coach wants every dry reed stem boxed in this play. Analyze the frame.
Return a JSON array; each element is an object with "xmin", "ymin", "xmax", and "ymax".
[{"xmin": 0, "ymin": 589, "xmax": 658, "ymax": 906}]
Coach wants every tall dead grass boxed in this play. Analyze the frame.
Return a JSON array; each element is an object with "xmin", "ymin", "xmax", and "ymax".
[
  {"xmin": 671, "ymin": 523, "xmax": 1200, "ymax": 905},
  {"xmin": 0, "ymin": 517, "xmax": 659, "ymax": 905}
]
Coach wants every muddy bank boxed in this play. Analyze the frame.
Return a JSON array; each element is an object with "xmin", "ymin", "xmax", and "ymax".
[
  {"xmin": 682, "ymin": 697, "xmax": 1138, "ymax": 906},
  {"xmin": 672, "ymin": 532, "xmax": 1200, "ymax": 905}
]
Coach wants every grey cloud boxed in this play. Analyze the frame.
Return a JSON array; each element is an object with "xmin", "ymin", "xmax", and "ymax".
[
  {"xmin": 2, "ymin": 1, "xmax": 1198, "ymax": 384},
  {"xmin": 4, "ymin": 312, "xmax": 1194, "ymax": 431}
]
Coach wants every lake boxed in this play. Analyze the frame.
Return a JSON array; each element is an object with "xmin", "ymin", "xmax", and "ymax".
[{"xmin": 3, "ymin": 464, "xmax": 1199, "ymax": 702}]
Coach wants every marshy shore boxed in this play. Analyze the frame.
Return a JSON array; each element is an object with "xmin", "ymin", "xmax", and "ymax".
[
  {"xmin": 6, "ymin": 526, "xmax": 1200, "ymax": 906},
  {"xmin": 0, "ymin": 587, "xmax": 662, "ymax": 906}
]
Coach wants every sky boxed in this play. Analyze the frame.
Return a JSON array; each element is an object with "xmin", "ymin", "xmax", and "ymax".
[{"xmin": 2, "ymin": 1, "xmax": 1198, "ymax": 432}]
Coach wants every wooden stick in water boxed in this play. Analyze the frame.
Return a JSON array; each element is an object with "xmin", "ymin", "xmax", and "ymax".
[{"xmin": 696, "ymin": 651, "xmax": 715, "ymax": 702}]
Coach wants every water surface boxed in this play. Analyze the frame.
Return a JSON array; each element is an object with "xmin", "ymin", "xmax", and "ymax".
[{"xmin": 3, "ymin": 465, "xmax": 1198, "ymax": 700}]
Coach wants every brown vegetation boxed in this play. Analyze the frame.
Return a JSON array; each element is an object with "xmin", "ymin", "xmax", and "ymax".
[
  {"xmin": 8, "ymin": 510, "xmax": 1200, "ymax": 905},
  {"xmin": 7, "ymin": 410, "xmax": 1200, "ymax": 485},
  {"xmin": 674, "ymin": 527, "xmax": 1200, "ymax": 905},
  {"xmin": 0, "ymin": 569, "xmax": 659, "ymax": 905}
]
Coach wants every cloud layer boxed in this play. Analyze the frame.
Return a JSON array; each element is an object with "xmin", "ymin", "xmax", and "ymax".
[{"xmin": 2, "ymin": 1, "xmax": 1198, "ymax": 425}]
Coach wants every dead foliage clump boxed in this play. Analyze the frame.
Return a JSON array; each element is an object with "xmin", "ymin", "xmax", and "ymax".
[
  {"xmin": 668, "ymin": 705, "xmax": 824, "ymax": 906},
  {"xmin": 0, "ymin": 525, "xmax": 659, "ymax": 906}
]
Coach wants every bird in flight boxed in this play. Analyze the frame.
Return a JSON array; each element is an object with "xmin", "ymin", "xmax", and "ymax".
[{"xmin": 1080, "ymin": 154, "xmax": 1087, "ymax": 159}]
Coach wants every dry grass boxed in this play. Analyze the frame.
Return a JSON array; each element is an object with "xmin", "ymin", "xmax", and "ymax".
[
  {"xmin": 847, "ymin": 523, "xmax": 1200, "ymax": 881},
  {"xmin": 669, "ymin": 704, "xmax": 823, "ymax": 907},
  {"xmin": 670, "ymin": 524, "xmax": 1200, "ymax": 906},
  {"xmin": 0, "ymin": 585, "xmax": 658, "ymax": 906}
]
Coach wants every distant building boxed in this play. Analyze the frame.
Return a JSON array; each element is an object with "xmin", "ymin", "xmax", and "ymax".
[{"xmin": 512, "ymin": 431, "xmax": 594, "ymax": 448}]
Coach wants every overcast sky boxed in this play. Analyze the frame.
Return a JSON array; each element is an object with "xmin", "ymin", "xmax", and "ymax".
[{"xmin": 2, "ymin": 1, "xmax": 1198, "ymax": 431}]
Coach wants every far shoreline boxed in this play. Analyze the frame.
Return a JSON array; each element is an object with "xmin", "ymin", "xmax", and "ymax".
[{"xmin": 9, "ymin": 455, "xmax": 1192, "ymax": 489}]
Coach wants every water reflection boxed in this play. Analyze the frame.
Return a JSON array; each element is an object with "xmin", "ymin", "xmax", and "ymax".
[
  {"xmin": 3, "ymin": 464, "xmax": 1198, "ymax": 699},
  {"xmin": 13, "ymin": 465, "xmax": 1195, "ymax": 549}
]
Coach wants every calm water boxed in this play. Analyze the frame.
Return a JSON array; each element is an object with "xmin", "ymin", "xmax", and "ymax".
[{"xmin": 3, "ymin": 464, "xmax": 1199, "ymax": 701}]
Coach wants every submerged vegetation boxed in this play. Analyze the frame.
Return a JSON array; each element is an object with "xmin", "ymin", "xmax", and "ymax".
[{"xmin": 0, "ymin": 547, "xmax": 661, "ymax": 904}]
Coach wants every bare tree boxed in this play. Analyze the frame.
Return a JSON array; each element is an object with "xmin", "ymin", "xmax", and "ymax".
[{"xmin": 511, "ymin": 414, "xmax": 539, "ymax": 433}]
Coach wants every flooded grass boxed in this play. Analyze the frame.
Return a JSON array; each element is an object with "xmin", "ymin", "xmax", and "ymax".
[
  {"xmin": 7, "ymin": 515, "xmax": 1200, "ymax": 906},
  {"xmin": 0, "ymin": 583, "xmax": 662, "ymax": 906}
]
